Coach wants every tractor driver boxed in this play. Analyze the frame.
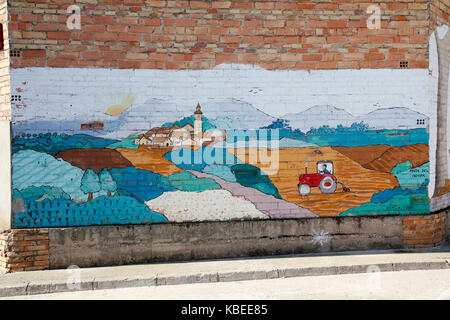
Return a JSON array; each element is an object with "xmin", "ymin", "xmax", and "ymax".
[{"xmin": 319, "ymin": 164, "xmax": 330, "ymax": 175}]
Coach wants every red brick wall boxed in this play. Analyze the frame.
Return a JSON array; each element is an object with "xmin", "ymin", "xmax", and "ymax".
[
  {"xmin": 0, "ymin": 228, "xmax": 49, "ymax": 273},
  {"xmin": 8, "ymin": 0, "xmax": 431, "ymax": 70},
  {"xmin": 430, "ymin": 0, "xmax": 449, "ymax": 31},
  {"xmin": 402, "ymin": 211, "xmax": 447, "ymax": 248}
]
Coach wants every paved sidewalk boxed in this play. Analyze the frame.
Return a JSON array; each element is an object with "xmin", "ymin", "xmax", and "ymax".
[
  {"xmin": 0, "ymin": 243, "xmax": 449, "ymax": 298},
  {"xmin": 6, "ymin": 269, "xmax": 450, "ymax": 300}
]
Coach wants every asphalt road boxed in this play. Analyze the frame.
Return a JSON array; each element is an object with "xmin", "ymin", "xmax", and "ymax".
[{"xmin": 4, "ymin": 269, "xmax": 450, "ymax": 300}]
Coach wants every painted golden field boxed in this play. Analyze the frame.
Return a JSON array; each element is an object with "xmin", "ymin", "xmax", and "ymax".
[
  {"xmin": 117, "ymin": 146, "xmax": 183, "ymax": 176},
  {"xmin": 230, "ymin": 146, "xmax": 399, "ymax": 216}
]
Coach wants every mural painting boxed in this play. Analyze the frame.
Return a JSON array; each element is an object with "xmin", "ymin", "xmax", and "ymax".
[{"xmin": 10, "ymin": 66, "xmax": 430, "ymax": 227}]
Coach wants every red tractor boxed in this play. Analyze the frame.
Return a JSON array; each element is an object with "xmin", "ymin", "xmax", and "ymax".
[{"xmin": 298, "ymin": 160, "xmax": 348, "ymax": 196}]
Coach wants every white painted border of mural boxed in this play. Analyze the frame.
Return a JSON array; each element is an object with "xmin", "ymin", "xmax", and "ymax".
[
  {"xmin": 429, "ymin": 25, "xmax": 450, "ymax": 206},
  {"xmin": 429, "ymin": 31, "xmax": 439, "ymax": 198}
]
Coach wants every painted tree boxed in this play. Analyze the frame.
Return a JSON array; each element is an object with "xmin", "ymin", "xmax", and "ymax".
[
  {"xmin": 81, "ymin": 169, "xmax": 100, "ymax": 201},
  {"xmin": 99, "ymin": 168, "xmax": 117, "ymax": 196},
  {"xmin": 262, "ymin": 118, "xmax": 291, "ymax": 130},
  {"xmin": 75, "ymin": 141, "xmax": 92, "ymax": 149}
]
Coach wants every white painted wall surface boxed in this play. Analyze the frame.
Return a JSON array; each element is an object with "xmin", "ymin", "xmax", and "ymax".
[
  {"xmin": 10, "ymin": 66, "xmax": 429, "ymax": 122},
  {"xmin": 428, "ymin": 32, "xmax": 439, "ymax": 198},
  {"xmin": 0, "ymin": 120, "xmax": 11, "ymax": 229}
]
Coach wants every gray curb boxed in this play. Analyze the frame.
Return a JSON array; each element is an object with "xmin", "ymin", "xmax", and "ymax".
[{"xmin": 0, "ymin": 260, "xmax": 449, "ymax": 298}]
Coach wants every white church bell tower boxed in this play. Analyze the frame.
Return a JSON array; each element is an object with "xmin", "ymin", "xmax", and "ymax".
[{"xmin": 194, "ymin": 103, "xmax": 203, "ymax": 145}]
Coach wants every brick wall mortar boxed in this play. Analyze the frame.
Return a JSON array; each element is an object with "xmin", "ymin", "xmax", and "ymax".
[
  {"xmin": 430, "ymin": 0, "xmax": 449, "ymax": 31},
  {"xmin": 0, "ymin": 0, "xmax": 10, "ymax": 120},
  {"xmin": 0, "ymin": 228, "xmax": 49, "ymax": 273},
  {"xmin": 7, "ymin": 0, "xmax": 432, "ymax": 70},
  {"xmin": 402, "ymin": 210, "xmax": 448, "ymax": 248},
  {"xmin": 447, "ymin": 210, "xmax": 450, "ymax": 240}
]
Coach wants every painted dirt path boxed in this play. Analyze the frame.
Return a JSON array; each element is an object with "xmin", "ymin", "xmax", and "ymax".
[
  {"xmin": 188, "ymin": 170, "xmax": 318, "ymax": 219},
  {"xmin": 116, "ymin": 146, "xmax": 183, "ymax": 176},
  {"xmin": 230, "ymin": 147, "xmax": 399, "ymax": 217}
]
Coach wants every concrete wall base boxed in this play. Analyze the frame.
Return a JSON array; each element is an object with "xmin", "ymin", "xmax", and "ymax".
[{"xmin": 0, "ymin": 211, "xmax": 447, "ymax": 272}]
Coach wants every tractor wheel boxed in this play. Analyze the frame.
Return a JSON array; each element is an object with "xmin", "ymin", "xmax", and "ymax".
[
  {"xmin": 319, "ymin": 176, "xmax": 337, "ymax": 194},
  {"xmin": 298, "ymin": 184, "xmax": 311, "ymax": 196}
]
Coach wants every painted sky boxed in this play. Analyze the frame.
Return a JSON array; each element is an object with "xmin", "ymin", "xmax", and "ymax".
[{"xmin": 11, "ymin": 64, "xmax": 429, "ymax": 122}]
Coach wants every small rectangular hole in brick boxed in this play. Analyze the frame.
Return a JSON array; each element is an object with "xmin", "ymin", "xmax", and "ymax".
[
  {"xmin": 400, "ymin": 61, "xmax": 408, "ymax": 68},
  {"xmin": 10, "ymin": 49, "xmax": 21, "ymax": 57},
  {"xmin": 11, "ymin": 95, "xmax": 22, "ymax": 102}
]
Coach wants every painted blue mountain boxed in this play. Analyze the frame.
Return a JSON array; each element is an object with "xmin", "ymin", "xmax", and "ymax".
[
  {"xmin": 283, "ymin": 106, "xmax": 429, "ymax": 132},
  {"xmin": 106, "ymin": 98, "xmax": 275, "ymax": 138},
  {"xmin": 361, "ymin": 107, "xmax": 429, "ymax": 130},
  {"xmin": 284, "ymin": 105, "xmax": 356, "ymax": 132},
  {"xmin": 13, "ymin": 101, "xmax": 427, "ymax": 140},
  {"xmin": 13, "ymin": 98, "xmax": 275, "ymax": 139}
]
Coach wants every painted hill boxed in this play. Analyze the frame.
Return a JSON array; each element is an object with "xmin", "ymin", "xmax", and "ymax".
[
  {"xmin": 116, "ymin": 146, "xmax": 183, "ymax": 176},
  {"xmin": 333, "ymin": 144, "xmax": 429, "ymax": 173},
  {"xmin": 361, "ymin": 107, "xmax": 429, "ymax": 130},
  {"xmin": 284, "ymin": 105, "xmax": 355, "ymax": 132},
  {"xmin": 12, "ymin": 150, "xmax": 98, "ymax": 202},
  {"xmin": 363, "ymin": 144, "xmax": 429, "ymax": 173},
  {"xmin": 55, "ymin": 148, "xmax": 133, "ymax": 171},
  {"xmin": 14, "ymin": 103, "xmax": 428, "ymax": 140},
  {"xmin": 283, "ymin": 106, "xmax": 429, "ymax": 132},
  {"xmin": 100, "ymin": 98, "xmax": 275, "ymax": 139},
  {"xmin": 332, "ymin": 145, "xmax": 392, "ymax": 167},
  {"xmin": 230, "ymin": 146, "xmax": 398, "ymax": 216},
  {"xmin": 13, "ymin": 98, "xmax": 275, "ymax": 140}
]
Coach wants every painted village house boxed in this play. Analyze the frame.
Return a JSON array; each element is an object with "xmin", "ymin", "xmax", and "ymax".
[{"xmin": 135, "ymin": 104, "xmax": 226, "ymax": 148}]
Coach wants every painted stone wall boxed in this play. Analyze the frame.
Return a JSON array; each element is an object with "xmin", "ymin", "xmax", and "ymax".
[{"xmin": 10, "ymin": 66, "xmax": 432, "ymax": 227}]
